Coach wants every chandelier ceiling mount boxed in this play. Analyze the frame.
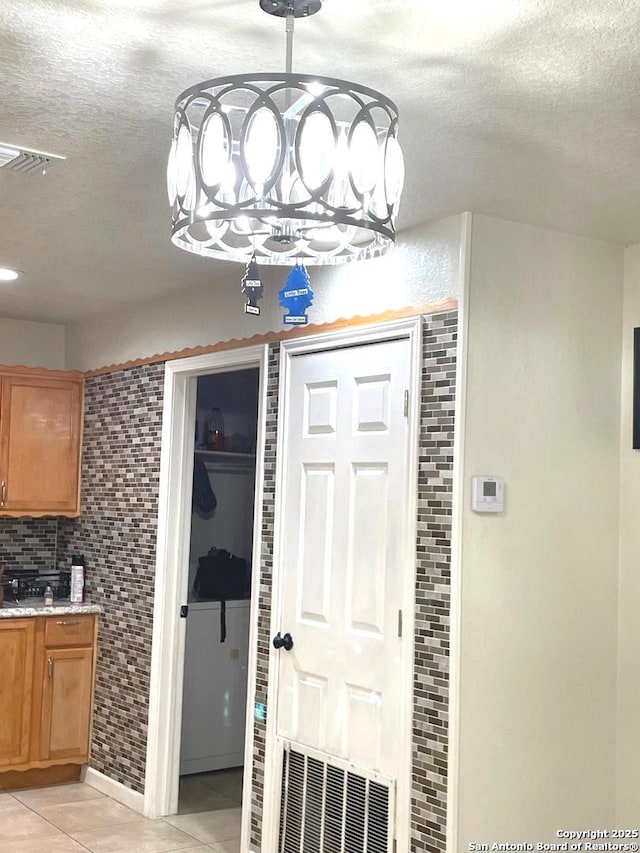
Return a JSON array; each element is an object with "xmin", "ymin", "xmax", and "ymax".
[{"xmin": 259, "ymin": 0, "xmax": 323, "ymax": 19}]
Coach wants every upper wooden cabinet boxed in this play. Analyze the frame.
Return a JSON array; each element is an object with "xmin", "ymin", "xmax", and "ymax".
[{"xmin": 0, "ymin": 368, "xmax": 84, "ymax": 517}]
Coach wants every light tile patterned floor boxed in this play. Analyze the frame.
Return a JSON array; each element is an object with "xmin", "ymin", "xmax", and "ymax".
[
  {"xmin": 178, "ymin": 769, "xmax": 243, "ymax": 816},
  {"xmin": 0, "ymin": 781, "xmax": 241, "ymax": 853}
]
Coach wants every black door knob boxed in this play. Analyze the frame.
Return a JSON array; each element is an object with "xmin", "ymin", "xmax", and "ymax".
[{"xmin": 273, "ymin": 631, "xmax": 294, "ymax": 651}]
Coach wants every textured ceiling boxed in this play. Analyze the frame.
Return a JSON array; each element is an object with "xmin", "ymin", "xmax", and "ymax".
[{"xmin": 1, "ymin": 0, "xmax": 639, "ymax": 322}]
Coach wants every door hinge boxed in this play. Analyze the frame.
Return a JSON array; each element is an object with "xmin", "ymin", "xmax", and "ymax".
[
  {"xmin": 180, "ymin": 605, "xmax": 189, "ymax": 618},
  {"xmin": 397, "ymin": 609, "xmax": 403, "ymax": 638},
  {"xmin": 403, "ymin": 390, "xmax": 409, "ymax": 417}
]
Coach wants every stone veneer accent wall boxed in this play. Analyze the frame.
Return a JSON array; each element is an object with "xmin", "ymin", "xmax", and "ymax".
[
  {"xmin": 0, "ymin": 518, "xmax": 59, "ymax": 570},
  {"xmin": 58, "ymin": 362, "xmax": 164, "ymax": 793},
  {"xmin": 248, "ymin": 312, "xmax": 457, "ymax": 852}
]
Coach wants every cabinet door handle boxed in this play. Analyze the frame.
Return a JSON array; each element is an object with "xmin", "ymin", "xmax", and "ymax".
[
  {"xmin": 55, "ymin": 620, "xmax": 81, "ymax": 626},
  {"xmin": 1, "ymin": 481, "xmax": 6, "ymax": 507},
  {"xmin": 47, "ymin": 656, "xmax": 54, "ymax": 680}
]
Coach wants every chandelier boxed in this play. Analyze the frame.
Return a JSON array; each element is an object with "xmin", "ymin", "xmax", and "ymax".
[{"xmin": 167, "ymin": 0, "xmax": 405, "ymax": 266}]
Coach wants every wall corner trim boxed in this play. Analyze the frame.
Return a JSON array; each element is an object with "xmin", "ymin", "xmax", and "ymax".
[
  {"xmin": 82, "ymin": 299, "xmax": 459, "ymax": 378},
  {"xmin": 81, "ymin": 766, "xmax": 145, "ymax": 814}
]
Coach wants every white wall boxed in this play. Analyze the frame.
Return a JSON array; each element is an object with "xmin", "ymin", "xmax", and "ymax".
[
  {"xmin": 0, "ymin": 317, "xmax": 66, "ymax": 369},
  {"xmin": 457, "ymin": 215, "xmax": 623, "ymax": 846},
  {"xmin": 65, "ymin": 215, "xmax": 462, "ymax": 371},
  {"xmin": 616, "ymin": 243, "xmax": 640, "ymax": 824}
]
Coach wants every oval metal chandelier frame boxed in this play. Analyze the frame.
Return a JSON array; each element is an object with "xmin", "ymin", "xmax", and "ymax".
[{"xmin": 168, "ymin": 58, "xmax": 404, "ymax": 265}]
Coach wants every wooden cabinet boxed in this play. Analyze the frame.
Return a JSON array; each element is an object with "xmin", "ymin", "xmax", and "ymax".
[
  {"xmin": 0, "ymin": 367, "xmax": 84, "ymax": 517},
  {"xmin": 0, "ymin": 620, "xmax": 35, "ymax": 767},
  {"xmin": 44, "ymin": 616, "xmax": 95, "ymax": 648},
  {"xmin": 41, "ymin": 647, "xmax": 94, "ymax": 762},
  {"xmin": 0, "ymin": 614, "xmax": 97, "ymax": 773}
]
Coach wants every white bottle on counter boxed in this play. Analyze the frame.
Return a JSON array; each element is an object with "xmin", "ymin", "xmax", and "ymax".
[{"xmin": 70, "ymin": 555, "xmax": 85, "ymax": 603}]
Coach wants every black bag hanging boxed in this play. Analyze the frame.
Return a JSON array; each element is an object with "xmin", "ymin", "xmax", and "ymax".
[{"xmin": 193, "ymin": 549, "xmax": 248, "ymax": 642}]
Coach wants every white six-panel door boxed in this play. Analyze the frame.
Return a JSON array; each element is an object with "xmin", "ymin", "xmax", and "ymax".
[{"xmin": 266, "ymin": 329, "xmax": 416, "ymax": 850}]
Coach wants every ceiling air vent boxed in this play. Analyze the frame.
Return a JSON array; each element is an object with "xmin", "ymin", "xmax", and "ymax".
[{"xmin": 0, "ymin": 142, "xmax": 65, "ymax": 174}]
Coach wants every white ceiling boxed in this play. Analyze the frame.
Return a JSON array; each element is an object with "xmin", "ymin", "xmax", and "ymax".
[{"xmin": 1, "ymin": 0, "xmax": 639, "ymax": 323}]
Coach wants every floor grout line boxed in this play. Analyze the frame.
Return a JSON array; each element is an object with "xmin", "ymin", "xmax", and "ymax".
[
  {"xmin": 69, "ymin": 816, "xmax": 167, "ymax": 835},
  {"xmin": 2, "ymin": 791, "xmax": 71, "ymax": 838},
  {"xmin": 66, "ymin": 831, "xmax": 95, "ymax": 852},
  {"xmin": 2, "ymin": 779, "xmax": 242, "ymax": 853},
  {"xmin": 157, "ymin": 816, "xmax": 218, "ymax": 849}
]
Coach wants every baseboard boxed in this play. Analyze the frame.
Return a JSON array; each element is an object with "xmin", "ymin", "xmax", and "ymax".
[
  {"xmin": 81, "ymin": 766, "xmax": 145, "ymax": 814},
  {"xmin": 0, "ymin": 764, "xmax": 81, "ymax": 790}
]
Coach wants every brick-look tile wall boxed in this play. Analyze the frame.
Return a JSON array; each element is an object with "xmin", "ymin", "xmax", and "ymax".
[
  {"xmin": 412, "ymin": 310, "xmax": 457, "ymax": 852},
  {"xmin": 0, "ymin": 518, "xmax": 59, "ymax": 569},
  {"xmin": 250, "ymin": 342, "xmax": 280, "ymax": 851},
  {"xmin": 58, "ymin": 363, "xmax": 164, "ymax": 793},
  {"xmin": 247, "ymin": 313, "xmax": 457, "ymax": 852},
  {"xmin": 1, "ymin": 311, "xmax": 457, "ymax": 837}
]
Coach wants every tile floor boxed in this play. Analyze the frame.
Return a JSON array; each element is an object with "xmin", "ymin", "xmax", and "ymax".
[
  {"xmin": 0, "ymin": 779, "xmax": 242, "ymax": 853},
  {"xmin": 178, "ymin": 769, "xmax": 243, "ymax": 816}
]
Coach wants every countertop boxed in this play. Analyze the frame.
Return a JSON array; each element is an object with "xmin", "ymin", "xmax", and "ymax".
[{"xmin": 0, "ymin": 601, "xmax": 102, "ymax": 618}]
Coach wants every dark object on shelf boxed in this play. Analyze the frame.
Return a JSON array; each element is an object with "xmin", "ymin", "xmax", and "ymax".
[
  {"xmin": 205, "ymin": 407, "xmax": 225, "ymax": 451},
  {"xmin": 223, "ymin": 432, "xmax": 253, "ymax": 454},
  {"xmin": 1, "ymin": 569, "xmax": 71, "ymax": 602},
  {"xmin": 193, "ymin": 457, "xmax": 217, "ymax": 515},
  {"xmin": 194, "ymin": 548, "xmax": 250, "ymax": 642}
]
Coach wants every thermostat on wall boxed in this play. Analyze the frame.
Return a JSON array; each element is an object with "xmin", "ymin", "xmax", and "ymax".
[{"xmin": 471, "ymin": 476, "xmax": 504, "ymax": 513}]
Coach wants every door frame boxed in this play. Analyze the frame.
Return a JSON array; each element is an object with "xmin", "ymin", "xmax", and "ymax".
[
  {"xmin": 144, "ymin": 344, "xmax": 269, "ymax": 853},
  {"xmin": 261, "ymin": 317, "xmax": 423, "ymax": 852}
]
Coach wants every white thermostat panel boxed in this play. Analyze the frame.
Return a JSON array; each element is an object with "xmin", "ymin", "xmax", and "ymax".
[{"xmin": 471, "ymin": 476, "xmax": 504, "ymax": 513}]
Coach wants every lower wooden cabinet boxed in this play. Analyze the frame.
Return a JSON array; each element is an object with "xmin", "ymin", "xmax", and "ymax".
[
  {"xmin": 0, "ymin": 615, "xmax": 97, "ymax": 773},
  {"xmin": 0, "ymin": 620, "xmax": 35, "ymax": 767},
  {"xmin": 41, "ymin": 646, "xmax": 94, "ymax": 762}
]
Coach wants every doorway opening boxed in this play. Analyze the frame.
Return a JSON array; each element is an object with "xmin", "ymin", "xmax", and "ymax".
[
  {"xmin": 145, "ymin": 344, "xmax": 268, "ymax": 853},
  {"xmin": 178, "ymin": 368, "xmax": 259, "ymax": 815}
]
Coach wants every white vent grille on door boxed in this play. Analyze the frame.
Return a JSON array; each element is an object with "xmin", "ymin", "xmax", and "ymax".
[
  {"xmin": 0, "ymin": 143, "xmax": 65, "ymax": 174},
  {"xmin": 278, "ymin": 742, "xmax": 395, "ymax": 853}
]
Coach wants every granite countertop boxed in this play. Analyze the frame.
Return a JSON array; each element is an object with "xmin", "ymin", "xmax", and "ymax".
[{"xmin": 0, "ymin": 601, "xmax": 102, "ymax": 618}]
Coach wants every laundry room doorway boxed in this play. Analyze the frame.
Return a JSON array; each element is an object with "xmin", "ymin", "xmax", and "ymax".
[
  {"xmin": 178, "ymin": 368, "xmax": 260, "ymax": 814},
  {"xmin": 144, "ymin": 344, "xmax": 268, "ymax": 853}
]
